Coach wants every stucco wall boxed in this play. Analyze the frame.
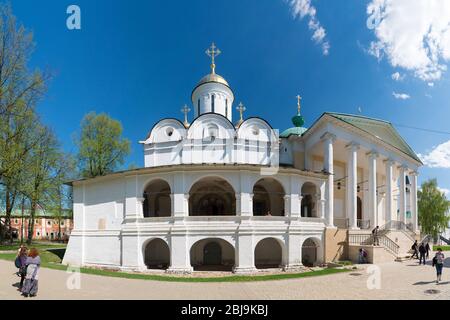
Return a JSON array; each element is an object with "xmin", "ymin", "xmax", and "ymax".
[{"xmin": 324, "ymin": 227, "xmax": 348, "ymax": 262}]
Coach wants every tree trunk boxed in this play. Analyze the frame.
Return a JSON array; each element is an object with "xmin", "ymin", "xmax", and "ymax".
[{"xmin": 27, "ymin": 200, "xmax": 36, "ymax": 245}]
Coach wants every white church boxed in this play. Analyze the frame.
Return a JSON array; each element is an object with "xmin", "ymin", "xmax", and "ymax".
[{"xmin": 63, "ymin": 44, "xmax": 422, "ymax": 273}]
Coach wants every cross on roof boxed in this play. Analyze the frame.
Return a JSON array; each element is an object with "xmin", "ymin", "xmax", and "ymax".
[
  {"xmin": 296, "ymin": 95, "xmax": 302, "ymax": 115},
  {"xmin": 205, "ymin": 42, "xmax": 221, "ymax": 73},
  {"xmin": 236, "ymin": 102, "xmax": 246, "ymax": 122},
  {"xmin": 181, "ymin": 104, "xmax": 191, "ymax": 127}
]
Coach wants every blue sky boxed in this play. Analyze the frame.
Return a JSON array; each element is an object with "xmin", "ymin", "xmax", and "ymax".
[{"xmin": 11, "ymin": 0, "xmax": 450, "ymax": 193}]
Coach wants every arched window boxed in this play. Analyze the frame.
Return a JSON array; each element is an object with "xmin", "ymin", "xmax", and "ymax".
[{"xmin": 211, "ymin": 94, "xmax": 215, "ymax": 113}]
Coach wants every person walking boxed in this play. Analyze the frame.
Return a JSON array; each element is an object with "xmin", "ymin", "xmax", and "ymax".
[
  {"xmin": 15, "ymin": 246, "xmax": 28, "ymax": 290},
  {"xmin": 411, "ymin": 240, "xmax": 419, "ymax": 259},
  {"xmin": 425, "ymin": 242, "xmax": 431, "ymax": 259},
  {"xmin": 372, "ymin": 226, "xmax": 380, "ymax": 246},
  {"xmin": 21, "ymin": 248, "xmax": 41, "ymax": 298},
  {"xmin": 418, "ymin": 242, "xmax": 427, "ymax": 265},
  {"xmin": 432, "ymin": 248, "xmax": 445, "ymax": 284}
]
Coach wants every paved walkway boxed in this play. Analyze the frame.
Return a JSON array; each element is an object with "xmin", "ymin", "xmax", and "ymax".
[{"xmin": 1, "ymin": 257, "xmax": 450, "ymax": 300}]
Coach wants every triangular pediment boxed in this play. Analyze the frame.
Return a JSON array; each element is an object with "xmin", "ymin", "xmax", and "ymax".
[{"xmin": 326, "ymin": 113, "xmax": 422, "ymax": 163}]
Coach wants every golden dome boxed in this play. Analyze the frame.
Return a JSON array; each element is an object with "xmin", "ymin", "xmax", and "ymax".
[{"xmin": 196, "ymin": 72, "xmax": 230, "ymax": 87}]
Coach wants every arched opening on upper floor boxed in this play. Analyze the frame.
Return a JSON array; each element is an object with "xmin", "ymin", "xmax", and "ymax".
[
  {"xmin": 189, "ymin": 177, "xmax": 236, "ymax": 216},
  {"xmin": 143, "ymin": 179, "xmax": 171, "ymax": 217},
  {"xmin": 301, "ymin": 182, "xmax": 318, "ymax": 218},
  {"xmin": 143, "ymin": 238, "xmax": 170, "ymax": 270},
  {"xmin": 255, "ymin": 238, "xmax": 284, "ymax": 269},
  {"xmin": 190, "ymin": 238, "xmax": 235, "ymax": 271},
  {"xmin": 252, "ymin": 178, "xmax": 285, "ymax": 216}
]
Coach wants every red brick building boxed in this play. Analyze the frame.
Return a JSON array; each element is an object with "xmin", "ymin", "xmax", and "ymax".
[{"xmin": 1, "ymin": 208, "xmax": 73, "ymax": 241}]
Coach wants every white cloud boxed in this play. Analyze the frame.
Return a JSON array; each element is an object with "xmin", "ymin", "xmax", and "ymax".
[
  {"xmin": 419, "ymin": 140, "xmax": 450, "ymax": 168},
  {"xmin": 391, "ymin": 72, "xmax": 404, "ymax": 81},
  {"xmin": 428, "ymin": 82, "xmax": 435, "ymax": 87},
  {"xmin": 289, "ymin": 0, "xmax": 330, "ymax": 55},
  {"xmin": 438, "ymin": 187, "xmax": 450, "ymax": 197},
  {"xmin": 392, "ymin": 91, "xmax": 410, "ymax": 100},
  {"xmin": 367, "ymin": 0, "xmax": 450, "ymax": 82}
]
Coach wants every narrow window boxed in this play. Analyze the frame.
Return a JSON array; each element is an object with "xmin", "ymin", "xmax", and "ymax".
[
  {"xmin": 211, "ymin": 94, "xmax": 215, "ymax": 113},
  {"xmin": 197, "ymin": 99, "xmax": 200, "ymax": 116},
  {"xmin": 225, "ymin": 99, "xmax": 228, "ymax": 117}
]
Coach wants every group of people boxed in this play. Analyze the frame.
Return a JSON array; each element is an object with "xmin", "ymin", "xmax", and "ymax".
[
  {"xmin": 14, "ymin": 245, "xmax": 41, "ymax": 297},
  {"xmin": 410, "ymin": 240, "xmax": 446, "ymax": 284}
]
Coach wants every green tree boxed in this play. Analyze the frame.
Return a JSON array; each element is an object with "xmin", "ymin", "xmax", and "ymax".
[
  {"xmin": 23, "ymin": 125, "xmax": 71, "ymax": 245},
  {"xmin": 0, "ymin": 4, "xmax": 49, "ymax": 241},
  {"xmin": 418, "ymin": 178, "xmax": 450, "ymax": 239},
  {"xmin": 76, "ymin": 112, "xmax": 131, "ymax": 178}
]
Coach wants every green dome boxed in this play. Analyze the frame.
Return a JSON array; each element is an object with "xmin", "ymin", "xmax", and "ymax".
[
  {"xmin": 292, "ymin": 114, "xmax": 305, "ymax": 127},
  {"xmin": 280, "ymin": 126, "xmax": 308, "ymax": 138}
]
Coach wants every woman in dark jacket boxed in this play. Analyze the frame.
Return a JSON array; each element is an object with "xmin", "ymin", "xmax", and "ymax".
[{"xmin": 17, "ymin": 246, "xmax": 28, "ymax": 290}]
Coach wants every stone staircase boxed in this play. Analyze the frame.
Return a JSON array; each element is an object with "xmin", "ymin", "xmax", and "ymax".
[{"xmin": 348, "ymin": 222, "xmax": 420, "ymax": 263}]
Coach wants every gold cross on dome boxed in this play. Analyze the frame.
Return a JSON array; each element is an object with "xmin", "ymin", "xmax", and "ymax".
[
  {"xmin": 181, "ymin": 104, "xmax": 191, "ymax": 127},
  {"xmin": 205, "ymin": 42, "xmax": 221, "ymax": 73},
  {"xmin": 296, "ymin": 95, "xmax": 302, "ymax": 115},
  {"xmin": 236, "ymin": 102, "xmax": 246, "ymax": 122}
]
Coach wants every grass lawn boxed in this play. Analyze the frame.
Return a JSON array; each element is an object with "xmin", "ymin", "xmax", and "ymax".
[
  {"xmin": 0, "ymin": 241, "xmax": 67, "ymax": 251},
  {"xmin": 433, "ymin": 245, "xmax": 450, "ymax": 251},
  {"xmin": 0, "ymin": 250, "xmax": 351, "ymax": 283}
]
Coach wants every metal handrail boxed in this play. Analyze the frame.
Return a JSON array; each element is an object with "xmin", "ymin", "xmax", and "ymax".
[
  {"xmin": 379, "ymin": 220, "xmax": 415, "ymax": 241},
  {"xmin": 349, "ymin": 233, "xmax": 399, "ymax": 256}
]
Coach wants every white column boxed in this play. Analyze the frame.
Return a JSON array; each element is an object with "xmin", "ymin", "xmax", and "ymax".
[
  {"xmin": 234, "ymin": 234, "xmax": 257, "ymax": 273},
  {"xmin": 237, "ymin": 193, "xmax": 253, "ymax": 216},
  {"xmin": 398, "ymin": 165, "xmax": 407, "ymax": 225},
  {"xmin": 368, "ymin": 151, "xmax": 378, "ymax": 228},
  {"xmin": 384, "ymin": 159, "xmax": 394, "ymax": 226},
  {"xmin": 411, "ymin": 171, "xmax": 419, "ymax": 232},
  {"xmin": 317, "ymin": 194, "xmax": 326, "ymax": 219},
  {"xmin": 321, "ymin": 133, "xmax": 336, "ymax": 227},
  {"xmin": 284, "ymin": 195, "xmax": 291, "ymax": 216},
  {"xmin": 346, "ymin": 142, "xmax": 359, "ymax": 229}
]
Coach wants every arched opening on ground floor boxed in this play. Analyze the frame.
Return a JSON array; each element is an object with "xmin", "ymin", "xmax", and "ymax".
[
  {"xmin": 301, "ymin": 182, "xmax": 318, "ymax": 217},
  {"xmin": 254, "ymin": 238, "xmax": 283, "ymax": 269},
  {"xmin": 143, "ymin": 179, "xmax": 171, "ymax": 217},
  {"xmin": 190, "ymin": 238, "xmax": 235, "ymax": 271},
  {"xmin": 144, "ymin": 238, "xmax": 170, "ymax": 270},
  {"xmin": 253, "ymin": 178, "xmax": 285, "ymax": 216},
  {"xmin": 302, "ymin": 238, "xmax": 322, "ymax": 267},
  {"xmin": 189, "ymin": 177, "xmax": 236, "ymax": 216}
]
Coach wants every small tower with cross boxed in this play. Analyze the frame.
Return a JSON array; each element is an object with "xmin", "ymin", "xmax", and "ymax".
[
  {"xmin": 181, "ymin": 104, "xmax": 191, "ymax": 128},
  {"xmin": 191, "ymin": 42, "xmax": 235, "ymax": 122},
  {"xmin": 235, "ymin": 102, "xmax": 246, "ymax": 127}
]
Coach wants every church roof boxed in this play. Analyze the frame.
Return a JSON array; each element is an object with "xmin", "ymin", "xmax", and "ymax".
[
  {"xmin": 326, "ymin": 112, "xmax": 422, "ymax": 163},
  {"xmin": 280, "ymin": 126, "xmax": 308, "ymax": 138}
]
